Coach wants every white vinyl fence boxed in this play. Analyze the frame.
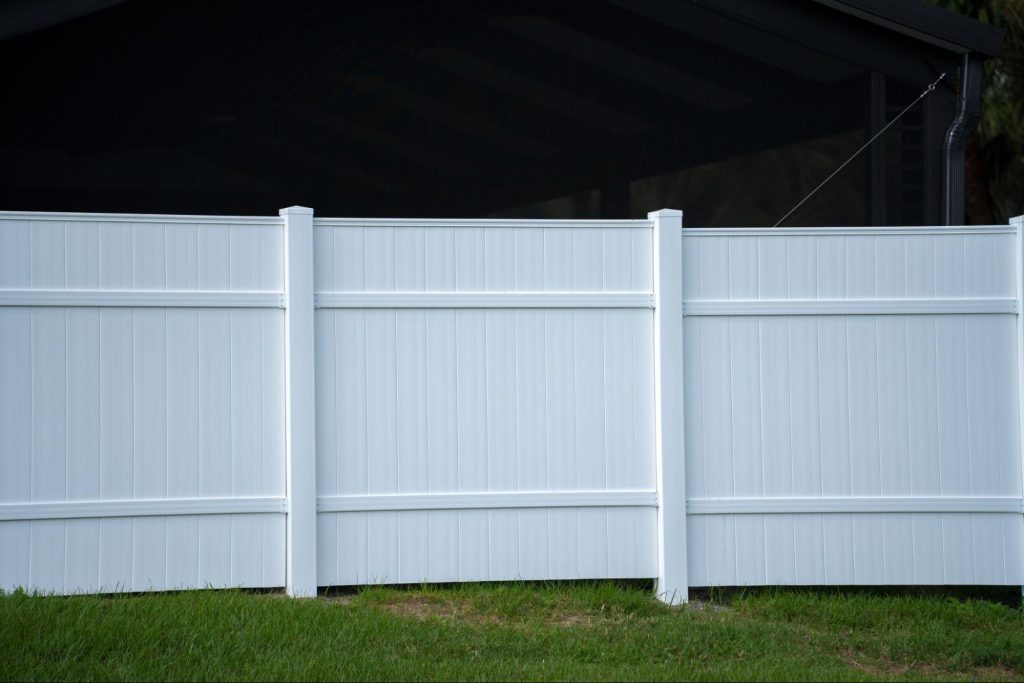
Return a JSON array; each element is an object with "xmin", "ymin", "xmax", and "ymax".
[
  {"xmin": 681, "ymin": 224, "xmax": 1024, "ymax": 586},
  {"xmin": 1, "ymin": 207, "xmax": 1022, "ymax": 602},
  {"xmin": 0, "ymin": 211, "xmax": 288, "ymax": 594},
  {"xmin": 311, "ymin": 216, "xmax": 662, "ymax": 589}
]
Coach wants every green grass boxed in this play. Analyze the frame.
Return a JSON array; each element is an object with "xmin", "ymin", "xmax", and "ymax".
[{"xmin": 2, "ymin": 582, "xmax": 1023, "ymax": 681}]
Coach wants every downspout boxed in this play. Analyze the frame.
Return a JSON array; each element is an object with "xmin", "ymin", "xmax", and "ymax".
[{"xmin": 943, "ymin": 53, "xmax": 984, "ymax": 225}]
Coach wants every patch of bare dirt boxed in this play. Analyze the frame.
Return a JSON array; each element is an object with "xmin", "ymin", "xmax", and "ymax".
[
  {"xmin": 842, "ymin": 650, "xmax": 913, "ymax": 678},
  {"xmin": 841, "ymin": 650, "xmax": 1018, "ymax": 681},
  {"xmin": 371, "ymin": 595, "xmax": 608, "ymax": 628},
  {"xmin": 968, "ymin": 665, "xmax": 1019, "ymax": 681},
  {"xmin": 686, "ymin": 600, "xmax": 730, "ymax": 614},
  {"xmin": 322, "ymin": 594, "xmax": 355, "ymax": 605},
  {"xmin": 544, "ymin": 613, "xmax": 595, "ymax": 628},
  {"xmin": 378, "ymin": 596, "xmax": 500, "ymax": 625}
]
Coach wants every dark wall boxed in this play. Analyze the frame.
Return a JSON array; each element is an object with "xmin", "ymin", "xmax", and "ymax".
[{"xmin": 0, "ymin": 0, "xmax": 958, "ymax": 225}]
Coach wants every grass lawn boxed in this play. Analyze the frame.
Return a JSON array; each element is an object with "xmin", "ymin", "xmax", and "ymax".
[{"xmin": 2, "ymin": 582, "xmax": 1023, "ymax": 681}]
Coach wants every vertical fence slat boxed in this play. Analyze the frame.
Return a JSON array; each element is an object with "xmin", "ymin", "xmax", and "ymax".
[
  {"xmin": 1014, "ymin": 215, "xmax": 1024, "ymax": 597},
  {"xmin": 281, "ymin": 206, "xmax": 318, "ymax": 597},
  {"xmin": 651, "ymin": 209, "xmax": 687, "ymax": 604}
]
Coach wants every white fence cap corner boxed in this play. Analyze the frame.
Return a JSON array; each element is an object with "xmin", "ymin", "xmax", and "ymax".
[
  {"xmin": 280, "ymin": 206, "xmax": 314, "ymax": 216},
  {"xmin": 648, "ymin": 208, "xmax": 682, "ymax": 218}
]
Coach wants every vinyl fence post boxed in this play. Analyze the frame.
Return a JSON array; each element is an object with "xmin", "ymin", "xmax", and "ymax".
[
  {"xmin": 650, "ymin": 208, "xmax": 688, "ymax": 604},
  {"xmin": 1014, "ymin": 214, "xmax": 1024, "ymax": 601},
  {"xmin": 281, "ymin": 206, "xmax": 318, "ymax": 597}
]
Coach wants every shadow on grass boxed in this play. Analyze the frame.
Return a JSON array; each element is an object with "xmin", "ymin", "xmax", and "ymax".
[
  {"xmin": 692, "ymin": 584, "xmax": 1024, "ymax": 609},
  {"xmin": 320, "ymin": 577, "xmax": 656, "ymax": 599}
]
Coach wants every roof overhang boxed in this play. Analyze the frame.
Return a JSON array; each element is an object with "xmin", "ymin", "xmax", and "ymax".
[{"xmin": 815, "ymin": 0, "xmax": 1005, "ymax": 57}]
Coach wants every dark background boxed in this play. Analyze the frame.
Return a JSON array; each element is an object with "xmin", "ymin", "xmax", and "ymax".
[
  {"xmin": 0, "ymin": 0, "xmax": 1005, "ymax": 226},
  {"xmin": 931, "ymin": 0, "xmax": 1022, "ymax": 225}
]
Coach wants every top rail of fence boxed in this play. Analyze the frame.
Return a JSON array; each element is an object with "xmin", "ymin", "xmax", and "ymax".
[
  {"xmin": 682, "ymin": 225, "xmax": 1013, "ymax": 236},
  {"xmin": 0, "ymin": 210, "xmax": 283, "ymax": 225},
  {"xmin": 313, "ymin": 217, "xmax": 653, "ymax": 229},
  {"xmin": 2, "ymin": 213, "xmax": 1016, "ymax": 234}
]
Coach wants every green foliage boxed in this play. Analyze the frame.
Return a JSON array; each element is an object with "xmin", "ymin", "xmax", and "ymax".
[
  {"xmin": 2, "ymin": 584, "xmax": 1023, "ymax": 681},
  {"xmin": 931, "ymin": 0, "xmax": 1024, "ymax": 222}
]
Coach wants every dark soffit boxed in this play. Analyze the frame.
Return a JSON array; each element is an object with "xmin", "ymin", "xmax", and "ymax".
[{"xmin": 816, "ymin": 0, "xmax": 1005, "ymax": 57}]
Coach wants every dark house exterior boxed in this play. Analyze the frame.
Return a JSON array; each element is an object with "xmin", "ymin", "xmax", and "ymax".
[{"xmin": 0, "ymin": 0, "xmax": 1004, "ymax": 226}]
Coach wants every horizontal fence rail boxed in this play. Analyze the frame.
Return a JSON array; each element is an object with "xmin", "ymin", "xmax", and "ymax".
[
  {"xmin": 314, "ymin": 292, "xmax": 654, "ymax": 308},
  {"xmin": 680, "ymin": 225, "xmax": 1015, "ymax": 236},
  {"xmin": 317, "ymin": 491, "xmax": 659, "ymax": 513},
  {"xmin": 687, "ymin": 497, "xmax": 1024, "ymax": 515},
  {"xmin": 0, "ymin": 290, "xmax": 285, "ymax": 308},
  {"xmin": 0, "ymin": 498, "xmax": 289, "ymax": 521},
  {"xmin": 682, "ymin": 298, "xmax": 1017, "ymax": 316},
  {"xmin": 2, "ymin": 209, "xmax": 1023, "ymax": 599},
  {"xmin": 0, "ymin": 211, "xmax": 283, "ymax": 225},
  {"xmin": 313, "ymin": 217, "xmax": 653, "ymax": 229}
]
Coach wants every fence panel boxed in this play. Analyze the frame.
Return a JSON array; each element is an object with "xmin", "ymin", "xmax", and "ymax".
[
  {"xmin": 3, "ymin": 209, "xmax": 1022, "ymax": 599},
  {"xmin": 0, "ymin": 212, "xmax": 288, "ymax": 594},
  {"xmin": 681, "ymin": 226, "xmax": 1024, "ymax": 586},
  {"xmin": 312, "ymin": 218, "xmax": 660, "ymax": 586}
]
